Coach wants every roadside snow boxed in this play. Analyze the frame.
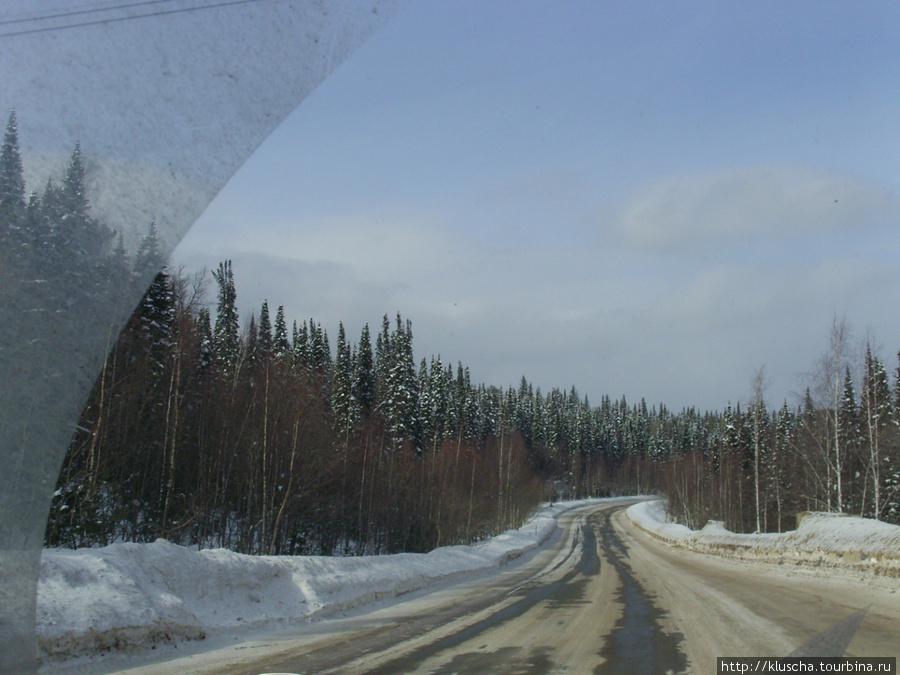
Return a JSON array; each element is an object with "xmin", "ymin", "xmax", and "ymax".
[
  {"xmin": 627, "ymin": 500, "xmax": 900, "ymax": 576},
  {"xmin": 37, "ymin": 498, "xmax": 609, "ymax": 662}
]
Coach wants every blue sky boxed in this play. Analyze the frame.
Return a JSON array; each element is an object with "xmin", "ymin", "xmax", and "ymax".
[{"xmin": 172, "ymin": 1, "xmax": 900, "ymax": 411}]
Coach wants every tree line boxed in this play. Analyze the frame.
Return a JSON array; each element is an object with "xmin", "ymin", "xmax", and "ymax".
[
  {"xmin": 660, "ymin": 321, "xmax": 900, "ymax": 532},
  {"xmin": 3, "ymin": 111, "xmax": 897, "ymax": 556},
  {"xmin": 44, "ymin": 250, "xmax": 665, "ymax": 554},
  {"xmin": 0, "ymin": 111, "xmax": 128, "ymax": 318}
]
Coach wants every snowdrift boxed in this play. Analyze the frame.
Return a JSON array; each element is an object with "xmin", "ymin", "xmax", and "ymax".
[
  {"xmin": 627, "ymin": 500, "xmax": 900, "ymax": 577},
  {"xmin": 37, "ymin": 499, "xmax": 608, "ymax": 661}
]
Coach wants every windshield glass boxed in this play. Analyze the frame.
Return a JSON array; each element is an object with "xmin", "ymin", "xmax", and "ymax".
[{"xmin": 0, "ymin": 2, "xmax": 399, "ymax": 671}]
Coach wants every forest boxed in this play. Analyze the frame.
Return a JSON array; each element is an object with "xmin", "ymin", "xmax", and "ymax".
[{"xmin": 1, "ymin": 111, "xmax": 898, "ymax": 557}]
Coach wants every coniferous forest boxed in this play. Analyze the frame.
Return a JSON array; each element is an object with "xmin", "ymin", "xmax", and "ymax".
[{"xmin": 2, "ymin": 112, "xmax": 898, "ymax": 557}]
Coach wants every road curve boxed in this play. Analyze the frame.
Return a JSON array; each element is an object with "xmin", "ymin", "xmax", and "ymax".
[{"xmin": 105, "ymin": 500, "xmax": 899, "ymax": 675}]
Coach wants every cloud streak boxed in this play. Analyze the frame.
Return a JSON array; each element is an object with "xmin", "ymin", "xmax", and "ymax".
[{"xmin": 618, "ymin": 166, "xmax": 898, "ymax": 249}]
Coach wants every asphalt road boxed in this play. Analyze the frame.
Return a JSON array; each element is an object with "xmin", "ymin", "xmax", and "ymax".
[{"xmin": 107, "ymin": 501, "xmax": 900, "ymax": 675}]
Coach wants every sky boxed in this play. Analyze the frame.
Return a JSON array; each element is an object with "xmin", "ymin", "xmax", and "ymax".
[{"xmin": 171, "ymin": 1, "xmax": 900, "ymax": 412}]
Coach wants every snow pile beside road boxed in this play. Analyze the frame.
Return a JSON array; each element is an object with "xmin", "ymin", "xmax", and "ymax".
[
  {"xmin": 627, "ymin": 500, "xmax": 900, "ymax": 576},
  {"xmin": 37, "ymin": 498, "xmax": 605, "ymax": 661}
]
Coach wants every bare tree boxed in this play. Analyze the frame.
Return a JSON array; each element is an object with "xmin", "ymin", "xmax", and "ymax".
[{"xmin": 800, "ymin": 315, "xmax": 851, "ymax": 512}]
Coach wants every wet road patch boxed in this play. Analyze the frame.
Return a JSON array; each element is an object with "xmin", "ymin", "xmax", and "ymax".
[{"xmin": 594, "ymin": 511, "xmax": 688, "ymax": 675}]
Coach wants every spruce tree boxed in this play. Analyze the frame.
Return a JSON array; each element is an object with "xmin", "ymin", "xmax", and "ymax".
[
  {"xmin": 374, "ymin": 314, "xmax": 392, "ymax": 412},
  {"xmin": 373, "ymin": 313, "xmax": 420, "ymax": 449},
  {"xmin": 331, "ymin": 322, "xmax": 358, "ymax": 436},
  {"xmin": 22, "ymin": 190, "xmax": 45, "ymax": 265},
  {"xmin": 862, "ymin": 346, "xmax": 891, "ymax": 519},
  {"xmin": 838, "ymin": 368, "xmax": 860, "ymax": 513},
  {"xmin": 196, "ymin": 307, "xmax": 214, "ymax": 374},
  {"xmin": 308, "ymin": 320, "xmax": 331, "ymax": 376},
  {"xmin": 429, "ymin": 356, "xmax": 450, "ymax": 441},
  {"xmin": 35, "ymin": 178, "xmax": 63, "ymax": 272},
  {"xmin": 212, "ymin": 260, "xmax": 240, "ymax": 373},
  {"xmin": 0, "ymin": 111, "xmax": 25, "ymax": 239},
  {"xmin": 417, "ymin": 357, "xmax": 432, "ymax": 438},
  {"xmin": 391, "ymin": 315, "xmax": 420, "ymax": 449},
  {"xmin": 245, "ymin": 313, "xmax": 259, "ymax": 368},
  {"xmin": 106, "ymin": 231, "xmax": 131, "ymax": 291},
  {"xmin": 292, "ymin": 320, "xmax": 308, "ymax": 369},
  {"xmin": 258, "ymin": 300, "xmax": 272, "ymax": 360},
  {"xmin": 58, "ymin": 142, "xmax": 112, "ymax": 264},
  {"xmin": 273, "ymin": 305, "xmax": 290, "ymax": 359},
  {"xmin": 771, "ymin": 402, "xmax": 795, "ymax": 531},
  {"xmin": 516, "ymin": 377, "xmax": 534, "ymax": 447},
  {"xmin": 138, "ymin": 269, "xmax": 175, "ymax": 375},
  {"xmin": 749, "ymin": 395, "xmax": 769, "ymax": 532},
  {"xmin": 134, "ymin": 222, "xmax": 164, "ymax": 284},
  {"xmin": 353, "ymin": 324, "xmax": 375, "ymax": 416}
]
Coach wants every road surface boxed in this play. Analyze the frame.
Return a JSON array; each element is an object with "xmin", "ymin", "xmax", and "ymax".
[{"xmin": 102, "ymin": 501, "xmax": 900, "ymax": 675}]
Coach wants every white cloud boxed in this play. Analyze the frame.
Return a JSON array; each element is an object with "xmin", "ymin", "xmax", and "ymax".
[
  {"xmin": 183, "ymin": 208, "xmax": 459, "ymax": 282},
  {"xmin": 618, "ymin": 166, "xmax": 898, "ymax": 249},
  {"xmin": 173, "ymin": 170, "xmax": 900, "ymax": 413}
]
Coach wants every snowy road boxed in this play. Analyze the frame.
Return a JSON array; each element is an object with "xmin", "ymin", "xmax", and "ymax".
[{"xmin": 93, "ymin": 501, "xmax": 899, "ymax": 674}]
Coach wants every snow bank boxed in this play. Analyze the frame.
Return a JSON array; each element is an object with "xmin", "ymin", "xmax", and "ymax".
[
  {"xmin": 627, "ymin": 500, "xmax": 900, "ymax": 577},
  {"xmin": 37, "ymin": 499, "xmax": 603, "ymax": 661}
]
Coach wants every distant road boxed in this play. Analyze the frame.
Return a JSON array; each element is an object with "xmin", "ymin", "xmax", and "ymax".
[{"xmin": 108, "ymin": 501, "xmax": 900, "ymax": 675}]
